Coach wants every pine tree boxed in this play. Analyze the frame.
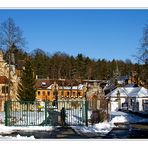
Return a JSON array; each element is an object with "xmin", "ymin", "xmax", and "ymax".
[{"xmin": 17, "ymin": 58, "xmax": 36, "ymax": 103}]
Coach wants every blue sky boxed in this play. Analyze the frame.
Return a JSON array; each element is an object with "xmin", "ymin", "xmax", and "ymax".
[{"xmin": 0, "ymin": 9, "xmax": 148, "ymax": 62}]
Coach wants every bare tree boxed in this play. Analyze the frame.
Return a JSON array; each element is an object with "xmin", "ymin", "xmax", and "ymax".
[
  {"xmin": 138, "ymin": 24, "xmax": 148, "ymax": 64},
  {"xmin": 0, "ymin": 17, "xmax": 26, "ymax": 50}
]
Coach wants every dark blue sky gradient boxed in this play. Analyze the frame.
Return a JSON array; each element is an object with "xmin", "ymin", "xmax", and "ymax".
[{"xmin": 0, "ymin": 9, "xmax": 148, "ymax": 62}]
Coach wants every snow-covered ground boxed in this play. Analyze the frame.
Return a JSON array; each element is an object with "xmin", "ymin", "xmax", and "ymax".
[
  {"xmin": 110, "ymin": 111, "xmax": 148, "ymax": 124},
  {"xmin": 0, "ymin": 134, "xmax": 35, "ymax": 140},
  {"xmin": 0, "ymin": 124, "xmax": 54, "ymax": 139},
  {"xmin": 71, "ymin": 111, "xmax": 148, "ymax": 137},
  {"xmin": 1, "ymin": 110, "xmax": 148, "ymax": 139}
]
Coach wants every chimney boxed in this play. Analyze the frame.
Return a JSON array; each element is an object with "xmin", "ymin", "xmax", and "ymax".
[{"xmin": 36, "ymin": 75, "xmax": 38, "ymax": 79}]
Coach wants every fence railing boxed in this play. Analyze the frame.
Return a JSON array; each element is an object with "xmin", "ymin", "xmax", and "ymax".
[{"xmin": 4, "ymin": 99, "xmax": 88, "ymax": 126}]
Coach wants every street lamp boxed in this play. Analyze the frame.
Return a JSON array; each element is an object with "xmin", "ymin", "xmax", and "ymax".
[{"xmin": 53, "ymin": 83, "xmax": 58, "ymax": 108}]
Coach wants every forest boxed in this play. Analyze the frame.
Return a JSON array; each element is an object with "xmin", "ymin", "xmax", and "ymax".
[
  {"xmin": 0, "ymin": 17, "xmax": 147, "ymax": 86},
  {"xmin": 5, "ymin": 47, "xmax": 147, "ymax": 83}
]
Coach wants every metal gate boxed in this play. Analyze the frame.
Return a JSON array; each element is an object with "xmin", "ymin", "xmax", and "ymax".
[{"xmin": 4, "ymin": 99, "xmax": 88, "ymax": 126}]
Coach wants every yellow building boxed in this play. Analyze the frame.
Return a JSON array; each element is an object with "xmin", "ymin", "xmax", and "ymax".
[
  {"xmin": 35, "ymin": 79, "xmax": 85, "ymax": 101},
  {"xmin": 0, "ymin": 50, "xmax": 19, "ymax": 111}
]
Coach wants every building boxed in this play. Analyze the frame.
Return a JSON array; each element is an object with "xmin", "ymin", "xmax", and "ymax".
[
  {"xmin": 35, "ymin": 79, "xmax": 85, "ymax": 101},
  {"xmin": 106, "ymin": 86, "xmax": 148, "ymax": 113},
  {"xmin": 0, "ymin": 76, "xmax": 8, "ymax": 111},
  {"xmin": 0, "ymin": 50, "xmax": 19, "ymax": 111}
]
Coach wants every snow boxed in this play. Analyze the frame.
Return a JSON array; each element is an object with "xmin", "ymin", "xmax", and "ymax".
[
  {"xmin": 71, "ymin": 121, "xmax": 114, "ymax": 137},
  {"xmin": 1, "ymin": 107, "xmax": 148, "ymax": 139},
  {"xmin": 110, "ymin": 111, "xmax": 148, "ymax": 124},
  {"xmin": 0, "ymin": 134, "xmax": 35, "ymax": 140},
  {"xmin": 111, "ymin": 115, "xmax": 127, "ymax": 123},
  {"xmin": 107, "ymin": 87, "xmax": 148, "ymax": 98},
  {"xmin": 71, "ymin": 110, "xmax": 148, "ymax": 137},
  {"xmin": 0, "ymin": 124, "xmax": 54, "ymax": 139},
  {"xmin": 0, "ymin": 124, "xmax": 54, "ymax": 135}
]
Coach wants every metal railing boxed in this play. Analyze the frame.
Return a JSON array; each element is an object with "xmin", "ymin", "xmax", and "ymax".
[{"xmin": 4, "ymin": 99, "xmax": 88, "ymax": 126}]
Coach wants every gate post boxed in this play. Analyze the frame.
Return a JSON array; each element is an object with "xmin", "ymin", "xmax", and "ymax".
[
  {"xmin": 45, "ymin": 101, "xmax": 48, "ymax": 126},
  {"xmin": 4, "ymin": 100, "xmax": 10, "ymax": 126},
  {"xmin": 85, "ymin": 99, "xmax": 88, "ymax": 126},
  {"xmin": 4, "ymin": 101, "xmax": 8, "ymax": 126}
]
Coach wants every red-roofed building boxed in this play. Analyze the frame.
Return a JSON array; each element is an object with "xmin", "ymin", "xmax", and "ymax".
[{"xmin": 35, "ymin": 79, "xmax": 85, "ymax": 101}]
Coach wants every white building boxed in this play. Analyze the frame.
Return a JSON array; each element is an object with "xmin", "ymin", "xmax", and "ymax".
[{"xmin": 106, "ymin": 87, "xmax": 148, "ymax": 113}]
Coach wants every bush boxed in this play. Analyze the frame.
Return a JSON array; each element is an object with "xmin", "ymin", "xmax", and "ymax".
[{"xmin": 90, "ymin": 109, "xmax": 107, "ymax": 125}]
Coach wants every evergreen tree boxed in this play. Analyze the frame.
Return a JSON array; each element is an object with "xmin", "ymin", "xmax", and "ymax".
[{"xmin": 17, "ymin": 58, "xmax": 36, "ymax": 102}]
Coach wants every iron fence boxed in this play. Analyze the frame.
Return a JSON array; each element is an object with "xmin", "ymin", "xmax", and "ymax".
[{"xmin": 4, "ymin": 99, "xmax": 88, "ymax": 126}]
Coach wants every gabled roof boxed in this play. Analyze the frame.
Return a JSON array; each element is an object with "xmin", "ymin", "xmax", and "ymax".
[
  {"xmin": 117, "ymin": 76, "xmax": 128, "ymax": 81},
  {"xmin": 58, "ymin": 84, "xmax": 84, "ymax": 90},
  {"xmin": 35, "ymin": 79, "xmax": 82, "ymax": 89},
  {"xmin": 106, "ymin": 87, "xmax": 148, "ymax": 98},
  {"xmin": 35, "ymin": 79, "xmax": 53, "ymax": 89}
]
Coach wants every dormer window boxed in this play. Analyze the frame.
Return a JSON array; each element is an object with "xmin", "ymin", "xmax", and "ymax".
[{"xmin": 41, "ymin": 82, "xmax": 46, "ymax": 87}]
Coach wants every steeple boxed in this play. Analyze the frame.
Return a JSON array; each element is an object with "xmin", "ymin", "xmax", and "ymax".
[
  {"xmin": 116, "ymin": 61, "xmax": 120, "ymax": 75},
  {"xmin": 113, "ymin": 61, "xmax": 120, "ymax": 78}
]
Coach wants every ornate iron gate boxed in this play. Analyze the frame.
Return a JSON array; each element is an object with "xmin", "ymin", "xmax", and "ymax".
[{"xmin": 4, "ymin": 99, "xmax": 88, "ymax": 126}]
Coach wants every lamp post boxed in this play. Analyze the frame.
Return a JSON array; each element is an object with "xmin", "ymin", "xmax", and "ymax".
[{"xmin": 54, "ymin": 83, "xmax": 58, "ymax": 108}]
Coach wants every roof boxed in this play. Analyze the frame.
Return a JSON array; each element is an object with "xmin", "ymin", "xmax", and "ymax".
[
  {"xmin": 58, "ymin": 84, "xmax": 84, "ymax": 90},
  {"xmin": 35, "ymin": 79, "xmax": 82, "ymax": 89},
  {"xmin": 0, "ymin": 76, "xmax": 8, "ymax": 84},
  {"xmin": 35, "ymin": 79, "xmax": 54, "ymax": 89},
  {"xmin": 106, "ymin": 87, "xmax": 148, "ymax": 98},
  {"xmin": 16, "ymin": 60, "xmax": 26, "ymax": 70},
  {"xmin": 117, "ymin": 76, "xmax": 128, "ymax": 81}
]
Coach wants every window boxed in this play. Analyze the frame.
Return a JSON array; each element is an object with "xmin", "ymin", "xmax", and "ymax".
[
  {"xmin": 67, "ymin": 91, "xmax": 70, "ymax": 96},
  {"xmin": 47, "ymin": 91, "xmax": 50, "ymax": 96},
  {"xmin": 2, "ymin": 86, "xmax": 8, "ymax": 93},
  {"xmin": 78, "ymin": 92, "xmax": 81, "ymax": 96},
  {"xmin": 38, "ymin": 91, "xmax": 40, "ymax": 96},
  {"xmin": 73, "ymin": 92, "xmax": 76, "ymax": 97},
  {"xmin": 61, "ymin": 91, "xmax": 64, "ymax": 96},
  {"xmin": 42, "ymin": 91, "xmax": 45, "ymax": 96}
]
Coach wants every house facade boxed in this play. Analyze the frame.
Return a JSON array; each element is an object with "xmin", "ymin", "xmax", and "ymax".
[
  {"xmin": 106, "ymin": 86, "xmax": 148, "ymax": 113},
  {"xmin": 0, "ymin": 50, "xmax": 19, "ymax": 111},
  {"xmin": 35, "ymin": 79, "xmax": 85, "ymax": 101}
]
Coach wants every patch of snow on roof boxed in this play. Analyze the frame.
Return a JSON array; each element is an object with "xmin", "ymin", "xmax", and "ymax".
[{"xmin": 106, "ymin": 87, "xmax": 148, "ymax": 98}]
